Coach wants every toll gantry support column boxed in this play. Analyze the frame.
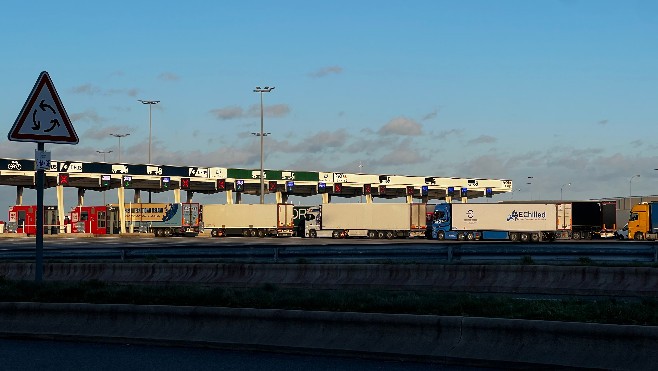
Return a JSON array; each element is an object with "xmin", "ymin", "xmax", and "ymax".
[
  {"xmin": 118, "ymin": 187, "xmax": 126, "ymax": 234},
  {"xmin": 225, "ymin": 190, "xmax": 233, "ymax": 204},
  {"xmin": 56, "ymin": 185, "xmax": 65, "ymax": 234},
  {"xmin": 322, "ymin": 193, "xmax": 330, "ymax": 204},
  {"xmin": 16, "ymin": 186, "xmax": 23, "ymax": 206},
  {"xmin": 173, "ymin": 188, "xmax": 181, "ymax": 204},
  {"xmin": 134, "ymin": 190, "xmax": 141, "ymax": 203},
  {"xmin": 186, "ymin": 191, "xmax": 193, "ymax": 203}
]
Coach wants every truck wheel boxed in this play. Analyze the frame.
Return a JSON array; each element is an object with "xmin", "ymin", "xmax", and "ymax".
[
  {"xmin": 573, "ymin": 231, "xmax": 581, "ymax": 240},
  {"xmin": 457, "ymin": 232, "xmax": 465, "ymax": 241},
  {"xmin": 520, "ymin": 233, "xmax": 530, "ymax": 242},
  {"xmin": 466, "ymin": 232, "xmax": 475, "ymax": 241},
  {"xmin": 332, "ymin": 230, "xmax": 342, "ymax": 238},
  {"xmin": 368, "ymin": 230, "xmax": 377, "ymax": 239},
  {"xmin": 258, "ymin": 229, "xmax": 266, "ymax": 238},
  {"xmin": 211, "ymin": 229, "xmax": 218, "ymax": 238},
  {"xmin": 385, "ymin": 231, "xmax": 394, "ymax": 239},
  {"xmin": 634, "ymin": 232, "xmax": 644, "ymax": 241},
  {"xmin": 437, "ymin": 231, "xmax": 445, "ymax": 240},
  {"xmin": 309, "ymin": 230, "xmax": 317, "ymax": 238},
  {"xmin": 531, "ymin": 233, "xmax": 540, "ymax": 243},
  {"xmin": 510, "ymin": 233, "xmax": 520, "ymax": 242}
]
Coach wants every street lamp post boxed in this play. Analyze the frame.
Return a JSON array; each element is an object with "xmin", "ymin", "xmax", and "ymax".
[
  {"xmin": 630, "ymin": 174, "xmax": 641, "ymax": 197},
  {"xmin": 139, "ymin": 100, "xmax": 160, "ymax": 203},
  {"xmin": 96, "ymin": 150, "xmax": 113, "ymax": 162},
  {"xmin": 560, "ymin": 182, "xmax": 571, "ymax": 200},
  {"xmin": 253, "ymin": 86, "xmax": 275, "ymax": 204},
  {"xmin": 96, "ymin": 150, "xmax": 113, "ymax": 205},
  {"xmin": 109, "ymin": 133, "xmax": 130, "ymax": 162},
  {"xmin": 138, "ymin": 100, "xmax": 160, "ymax": 165},
  {"xmin": 527, "ymin": 176, "xmax": 533, "ymax": 200}
]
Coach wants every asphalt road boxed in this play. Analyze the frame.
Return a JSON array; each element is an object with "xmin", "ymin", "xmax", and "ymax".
[{"xmin": 0, "ymin": 338, "xmax": 497, "ymax": 371}]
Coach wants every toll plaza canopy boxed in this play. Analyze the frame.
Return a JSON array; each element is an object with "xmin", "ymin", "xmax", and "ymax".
[{"xmin": 0, "ymin": 157, "xmax": 512, "ymax": 202}]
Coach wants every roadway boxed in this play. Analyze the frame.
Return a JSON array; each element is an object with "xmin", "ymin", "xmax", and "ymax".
[{"xmin": 0, "ymin": 337, "xmax": 495, "ymax": 371}]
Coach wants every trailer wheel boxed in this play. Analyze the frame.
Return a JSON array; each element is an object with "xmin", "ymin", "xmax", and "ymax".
[
  {"xmin": 211, "ymin": 229, "xmax": 219, "ymax": 238},
  {"xmin": 466, "ymin": 232, "xmax": 475, "ymax": 241},
  {"xmin": 531, "ymin": 233, "xmax": 540, "ymax": 242},
  {"xmin": 332, "ymin": 230, "xmax": 341, "ymax": 239},
  {"xmin": 164, "ymin": 228, "xmax": 172, "ymax": 237},
  {"xmin": 634, "ymin": 232, "xmax": 644, "ymax": 241},
  {"xmin": 377, "ymin": 231, "xmax": 385, "ymax": 239},
  {"xmin": 258, "ymin": 229, "xmax": 266, "ymax": 238},
  {"xmin": 385, "ymin": 231, "xmax": 394, "ymax": 239},
  {"xmin": 520, "ymin": 233, "xmax": 530, "ymax": 242},
  {"xmin": 457, "ymin": 232, "xmax": 466, "ymax": 241},
  {"xmin": 309, "ymin": 230, "xmax": 317, "ymax": 238},
  {"xmin": 153, "ymin": 228, "xmax": 161, "ymax": 237},
  {"xmin": 572, "ymin": 231, "xmax": 581, "ymax": 240},
  {"xmin": 249, "ymin": 229, "xmax": 257, "ymax": 237},
  {"xmin": 510, "ymin": 233, "xmax": 520, "ymax": 242},
  {"xmin": 437, "ymin": 231, "xmax": 445, "ymax": 240},
  {"xmin": 367, "ymin": 230, "xmax": 377, "ymax": 239}
]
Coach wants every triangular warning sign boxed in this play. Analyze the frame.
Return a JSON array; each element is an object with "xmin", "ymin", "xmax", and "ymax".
[{"xmin": 7, "ymin": 71, "xmax": 79, "ymax": 144}]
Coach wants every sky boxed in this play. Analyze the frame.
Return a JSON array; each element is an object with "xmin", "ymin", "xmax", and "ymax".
[{"xmin": 1, "ymin": 0, "xmax": 658, "ymax": 211}]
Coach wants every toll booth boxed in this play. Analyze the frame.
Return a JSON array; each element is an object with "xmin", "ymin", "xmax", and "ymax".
[
  {"xmin": 107, "ymin": 205, "xmax": 121, "ymax": 234},
  {"xmin": 69, "ymin": 206, "xmax": 108, "ymax": 234},
  {"xmin": 7, "ymin": 205, "xmax": 59, "ymax": 234}
]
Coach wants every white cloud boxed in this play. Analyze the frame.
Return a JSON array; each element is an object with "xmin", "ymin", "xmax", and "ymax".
[
  {"xmin": 308, "ymin": 66, "xmax": 343, "ymax": 78},
  {"xmin": 378, "ymin": 117, "xmax": 422, "ymax": 136}
]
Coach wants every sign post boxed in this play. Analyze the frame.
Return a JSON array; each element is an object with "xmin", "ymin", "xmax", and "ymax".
[{"xmin": 7, "ymin": 71, "xmax": 79, "ymax": 282}]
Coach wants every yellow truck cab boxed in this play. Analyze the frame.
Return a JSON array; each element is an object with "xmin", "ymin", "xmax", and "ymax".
[{"xmin": 628, "ymin": 202, "xmax": 658, "ymax": 240}]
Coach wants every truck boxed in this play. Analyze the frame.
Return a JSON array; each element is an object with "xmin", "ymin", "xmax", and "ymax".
[
  {"xmin": 303, "ymin": 203, "xmax": 427, "ymax": 239},
  {"xmin": 108, "ymin": 202, "xmax": 201, "ymax": 237},
  {"xmin": 202, "ymin": 203, "xmax": 294, "ymax": 237},
  {"xmin": 628, "ymin": 202, "xmax": 658, "ymax": 240},
  {"xmin": 430, "ymin": 203, "xmax": 562, "ymax": 242},
  {"xmin": 506, "ymin": 200, "xmax": 617, "ymax": 240},
  {"xmin": 566, "ymin": 201, "xmax": 617, "ymax": 239}
]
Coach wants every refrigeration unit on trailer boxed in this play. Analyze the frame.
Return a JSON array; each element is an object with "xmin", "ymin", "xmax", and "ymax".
[
  {"xmin": 304, "ymin": 203, "xmax": 427, "ymax": 239},
  {"xmin": 431, "ymin": 203, "xmax": 562, "ymax": 242},
  {"xmin": 202, "ymin": 203, "xmax": 294, "ymax": 237}
]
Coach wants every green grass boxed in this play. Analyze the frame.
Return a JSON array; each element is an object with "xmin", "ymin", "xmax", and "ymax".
[{"xmin": 0, "ymin": 278, "xmax": 656, "ymax": 326}]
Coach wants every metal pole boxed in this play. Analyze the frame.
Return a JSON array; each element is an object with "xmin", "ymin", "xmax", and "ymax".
[
  {"xmin": 253, "ymin": 87, "xmax": 274, "ymax": 203},
  {"xmin": 35, "ymin": 142, "xmax": 44, "ymax": 282},
  {"xmin": 148, "ymin": 103, "xmax": 152, "ymax": 165},
  {"xmin": 260, "ymin": 91, "xmax": 264, "ymax": 204}
]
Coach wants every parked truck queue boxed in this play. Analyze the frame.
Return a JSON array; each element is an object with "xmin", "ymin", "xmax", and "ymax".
[{"xmin": 6, "ymin": 200, "xmax": 621, "ymax": 242}]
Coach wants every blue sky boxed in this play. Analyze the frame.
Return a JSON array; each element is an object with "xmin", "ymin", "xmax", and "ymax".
[{"xmin": 1, "ymin": 0, "xmax": 658, "ymax": 210}]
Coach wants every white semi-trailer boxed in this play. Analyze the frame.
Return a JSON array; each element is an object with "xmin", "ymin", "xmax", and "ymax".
[
  {"xmin": 430, "ymin": 203, "xmax": 568, "ymax": 242},
  {"xmin": 202, "ymin": 203, "xmax": 294, "ymax": 237},
  {"xmin": 303, "ymin": 203, "xmax": 428, "ymax": 239}
]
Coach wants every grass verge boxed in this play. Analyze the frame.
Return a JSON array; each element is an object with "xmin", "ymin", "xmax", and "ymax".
[{"xmin": 0, "ymin": 278, "xmax": 656, "ymax": 326}]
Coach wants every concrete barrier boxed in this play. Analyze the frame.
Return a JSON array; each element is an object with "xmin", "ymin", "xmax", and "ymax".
[
  {"xmin": 2, "ymin": 263, "xmax": 658, "ymax": 297},
  {"xmin": 0, "ymin": 302, "xmax": 655, "ymax": 369}
]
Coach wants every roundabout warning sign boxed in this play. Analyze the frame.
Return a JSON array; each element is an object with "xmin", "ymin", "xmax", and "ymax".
[{"xmin": 7, "ymin": 71, "xmax": 79, "ymax": 144}]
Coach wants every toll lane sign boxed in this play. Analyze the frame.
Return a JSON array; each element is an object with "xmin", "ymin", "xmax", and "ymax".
[{"xmin": 8, "ymin": 71, "xmax": 79, "ymax": 144}]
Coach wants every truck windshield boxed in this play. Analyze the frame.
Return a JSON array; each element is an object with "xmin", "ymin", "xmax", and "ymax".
[{"xmin": 629, "ymin": 213, "xmax": 639, "ymax": 221}]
